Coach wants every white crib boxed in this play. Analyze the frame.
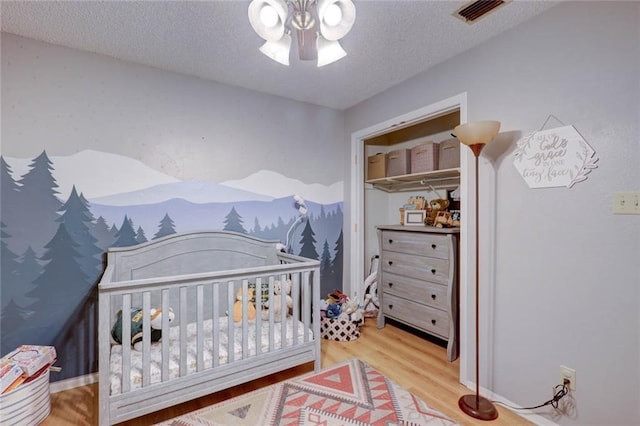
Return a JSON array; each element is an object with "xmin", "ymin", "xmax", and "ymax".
[{"xmin": 98, "ymin": 230, "xmax": 320, "ymax": 425}]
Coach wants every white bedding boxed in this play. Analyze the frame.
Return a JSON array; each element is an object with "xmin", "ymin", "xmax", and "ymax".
[{"xmin": 109, "ymin": 316, "xmax": 308, "ymax": 395}]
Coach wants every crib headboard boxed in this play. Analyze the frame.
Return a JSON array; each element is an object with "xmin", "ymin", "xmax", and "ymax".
[{"xmin": 106, "ymin": 230, "xmax": 281, "ymax": 282}]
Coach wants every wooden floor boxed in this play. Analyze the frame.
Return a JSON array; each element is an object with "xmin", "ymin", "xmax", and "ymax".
[{"xmin": 43, "ymin": 318, "xmax": 531, "ymax": 425}]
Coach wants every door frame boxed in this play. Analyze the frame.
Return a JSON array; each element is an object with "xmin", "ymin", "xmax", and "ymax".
[{"xmin": 348, "ymin": 92, "xmax": 472, "ymax": 383}]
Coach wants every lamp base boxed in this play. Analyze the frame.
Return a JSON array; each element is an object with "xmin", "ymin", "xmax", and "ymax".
[{"xmin": 458, "ymin": 394, "xmax": 499, "ymax": 421}]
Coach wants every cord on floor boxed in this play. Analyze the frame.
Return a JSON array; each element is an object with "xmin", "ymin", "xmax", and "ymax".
[{"xmin": 492, "ymin": 383, "xmax": 569, "ymax": 411}]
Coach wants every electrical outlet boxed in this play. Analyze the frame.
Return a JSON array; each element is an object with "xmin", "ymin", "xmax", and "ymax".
[
  {"xmin": 560, "ymin": 365, "xmax": 576, "ymax": 390},
  {"xmin": 613, "ymin": 192, "xmax": 640, "ymax": 214}
]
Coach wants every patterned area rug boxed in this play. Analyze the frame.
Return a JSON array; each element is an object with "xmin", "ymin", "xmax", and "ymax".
[{"xmin": 156, "ymin": 359, "xmax": 457, "ymax": 425}]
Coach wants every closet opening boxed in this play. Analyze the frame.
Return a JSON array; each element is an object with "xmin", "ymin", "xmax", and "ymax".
[{"xmin": 348, "ymin": 93, "xmax": 473, "ymax": 383}]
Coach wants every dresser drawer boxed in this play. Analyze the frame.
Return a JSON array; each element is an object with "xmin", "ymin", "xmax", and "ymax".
[
  {"xmin": 381, "ymin": 231, "xmax": 449, "ymax": 259},
  {"xmin": 381, "ymin": 251, "xmax": 450, "ymax": 285},
  {"xmin": 381, "ymin": 272, "xmax": 448, "ymax": 311},
  {"xmin": 382, "ymin": 293, "xmax": 449, "ymax": 339}
]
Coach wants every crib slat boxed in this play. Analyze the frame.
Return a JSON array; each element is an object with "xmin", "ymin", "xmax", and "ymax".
[
  {"xmin": 212, "ymin": 283, "xmax": 219, "ymax": 368},
  {"xmin": 241, "ymin": 280, "xmax": 249, "ymax": 360},
  {"xmin": 161, "ymin": 289, "xmax": 170, "ymax": 382},
  {"xmin": 179, "ymin": 287, "xmax": 187, "ymax": 376},
  {"xmin": 280, "ymin": 274, "xmax": 286, "ymax": 349},
  {"xmin": 142, "ymin": 292, "xmax": 151, "ymax": 387},
  {"xmin": 254, "ymin": 277, "xmax": 263, "ymax": 356},
  {"xmin": 227, "ymin": 281, "xmax": 234, "ymax": 363},
  {"xmin": 197, "ymin": 285, "xmax": 204, "ymax": 371},
  {"xmin": 122, "ymin": 295, "xmax": 131, "ymax": 394},
  {"xmin": 312, "ymin": 269, "xmax": 321, "ymax": 366},
  {"xmin": 292, "ymin": 273, "xmax": 300, "ymax": 345},
  {"xmin": 303, "ymin": 271, "xmax": 311, "ymax": 343},
  {"xmin": 268, "ymin": 276, "xmax": 275, "ymax": 351}
]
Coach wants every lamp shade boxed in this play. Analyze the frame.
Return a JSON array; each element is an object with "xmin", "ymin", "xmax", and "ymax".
[
  {"xmin": 316, "ymin": 36, "xmax": 347, "ymax": 67},
  {"xmin": 317, "ymin": 0, "xmax": 356, "ymax": 41},
  {"xmin": 259, "ymin": 33, "xmax": 292, "ymax": 66},
  {"xmin": 248, "ymin": 0, "xmax": 288, "ymax": 42},
  {"xmin": 454, "ymin": 121, "xmax": 501, "ymax": 146}
]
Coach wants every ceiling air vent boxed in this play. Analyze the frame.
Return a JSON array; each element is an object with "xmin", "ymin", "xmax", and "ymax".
[{"xmin": 454, "ymin": 0, "xmax": 507, "ymax": 24}]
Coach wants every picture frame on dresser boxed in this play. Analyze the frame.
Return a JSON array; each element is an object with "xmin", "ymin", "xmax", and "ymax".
[{"xmin": 403, "ymin": 210, "xmax": 426, "ymax": 226}]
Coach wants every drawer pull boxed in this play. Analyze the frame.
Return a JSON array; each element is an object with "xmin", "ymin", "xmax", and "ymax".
[
  {"xmin": 431, "ymin": 244, "xmax": 437, "ymax": 249},
  {"xmin": 431, "ymin": 319, "xmax": 436, "ymax": 325},
  {"xmin": 388, "ymin": 261, "xmax": 393, "ymax": 266},
  {"xmin": 388, "ymin": 282, "xmax": 393, "ymax": 288},
  {"xmin": 388, "ymin": 239, "xmax": 393, "ymax": 244},
  {"xmin": 388, "ymin": 304, "xmax": 393, "ymax": 310},
  {"xmin": 431, "ymin": 294, "xmax": 436, "ymax": 300},
  {"xmin": 431, "ymin": 268, "xmax": 436, "ymax": 274}
]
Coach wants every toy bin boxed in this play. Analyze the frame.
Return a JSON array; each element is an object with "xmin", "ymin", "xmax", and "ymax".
[
  {"xmin": 386, "ymin": 149, "xmax": 411, "ymax": 176},
  {"xmin": 411, "ymin": 142, "xmax": 439, "ymax": 173},
  {"xmin": 438, "ymin": 138, "xmax": 461, "ymax": 169},
  {"xmin": 0, "ymin": 368, "xmax": 51, "ymax": 426},
  {"xmin": 320, "ymin": 317, "xmax": 361, "ymax": 342}
]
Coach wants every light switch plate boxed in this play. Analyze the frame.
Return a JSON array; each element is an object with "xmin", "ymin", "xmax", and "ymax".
[{"xmin": 612, "ymin": 192, "xmax": 640, "ymax": 215}]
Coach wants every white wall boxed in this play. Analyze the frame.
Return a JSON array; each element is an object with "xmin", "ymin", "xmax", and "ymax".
[
  {"xmin": 344, "ymin": 2, "xmax": 639, "ymax": 425},
  {"xmin": 1, "ymin": 34, "xmax": 345, "ymax": 186}
]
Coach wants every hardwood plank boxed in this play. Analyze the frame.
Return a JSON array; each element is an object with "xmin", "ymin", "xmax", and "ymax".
[{"xmin": 42, "ymin": 318, "xmax": 531, "ymax": 425}]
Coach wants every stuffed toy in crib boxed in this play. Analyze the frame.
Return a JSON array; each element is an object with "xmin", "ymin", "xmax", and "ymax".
[
  {"xmin": 111, "ymin": 307, "xmax": 175, "ymax": 351},
  {"xmin": 233, "ymin": 287, "xmax": 257, "ymax": 322},
  {"xmin": 262, "ymin": 279, "xmax": 293, "ymax": 321}
]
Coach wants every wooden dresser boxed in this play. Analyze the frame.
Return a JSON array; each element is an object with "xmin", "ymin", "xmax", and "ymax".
[{"xmin": 376, "ymin": 225, "xmax": 459, "ymax": 361}]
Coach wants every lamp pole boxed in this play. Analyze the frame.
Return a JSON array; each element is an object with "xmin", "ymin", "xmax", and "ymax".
[
  {"xmin": 451, "ymin": 120, "xmax": 500, "ymax": 420},
  {"xmin": 458, "ymin": 142, "xmax": 498, "ymax": 421}
]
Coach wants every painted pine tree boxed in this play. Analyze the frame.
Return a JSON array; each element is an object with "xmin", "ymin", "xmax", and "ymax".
[
  {"xmin": 223, "ymin": 207, "xmax": 247, "ymax": 234},
  {"xmin": 0, "ymin": 222, "xmax": 20, "ymax": 310},
  {"xmin": 154, "ymin": 213, "xmax": 176, "ymax": 239},
  {"xmin": 298, "ymin": 220, "xmax": 319, "ymax": 260},
  {"xmin": 57, "ymin": 186, "xmax": 102, "ymax": 281},
  {"xmin": 113, "ymin": 215, "xmax": 138, "ymax": 247},
  {"xmin": 12, "ymin": 151, "xmax": 63, "ymax": 256}
]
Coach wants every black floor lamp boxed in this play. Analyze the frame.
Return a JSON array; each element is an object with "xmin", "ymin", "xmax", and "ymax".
[{"xmin": 453, "ymin": 120, "xmax": 501, "ymax": 421}]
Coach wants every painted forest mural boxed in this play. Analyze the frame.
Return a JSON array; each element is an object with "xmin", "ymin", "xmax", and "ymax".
[{"xmin": 0, "ymin": 150, "xmax": 343, "ymax": 381}]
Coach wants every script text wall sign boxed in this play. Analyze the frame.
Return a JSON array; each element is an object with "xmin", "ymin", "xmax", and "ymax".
[{"xmin": 513, "ymin": 125, "xmax": 598, "ymax": 189}]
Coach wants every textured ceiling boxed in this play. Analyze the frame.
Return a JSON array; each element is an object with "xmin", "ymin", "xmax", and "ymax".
[{"xmin": 0, "ymin": 0, "xmax": 559, "ymax": 110}]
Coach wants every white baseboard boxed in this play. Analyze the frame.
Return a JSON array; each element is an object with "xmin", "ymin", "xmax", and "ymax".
[
  {"xmin": 461, "ymin": 380, "xmax": 560, "ymax": 426},
  {"xmin": 50, "ymin": 372, "xmax": 98, "ymax": 394}
]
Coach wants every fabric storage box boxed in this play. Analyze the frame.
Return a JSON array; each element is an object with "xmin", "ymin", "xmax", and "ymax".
[
  {"xmin": 320, "ymin": 317, "xmax": 360, "ymax": 342},
  {"xmin": 367, "ymin": 153, "xmax": 386, "ymax": 180},
  {"xmin": 438, "ymin": 138, "xmax": 461, "ymax": 169},
  {"xmin": 386, "ymin": 149, "xmax": 411, "ymax": 176},
  {"xmin": 411, "ymin": 142, "xmax": 439, "ymax": 173}
]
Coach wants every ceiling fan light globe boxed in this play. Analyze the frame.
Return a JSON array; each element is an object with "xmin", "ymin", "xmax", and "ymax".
[
  {"xmin": 323, "ymin": 4, "xmax": 342, "ymax": 26},
  {"xmin": 259, "ymin": 5, "xmax": 280, "ymax": 27},
  {"xmin": 248, "ymin": 0, "xmax": 288, "ymax": 42},
  {"xmin": 318, "ymin": 0, "xmax": 355, "ymax": 41}
]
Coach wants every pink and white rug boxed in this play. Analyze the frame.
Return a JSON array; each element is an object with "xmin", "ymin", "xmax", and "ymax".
[{"xmin": 157, "ymin": 358, "xmax": 457, "ymax": 425}]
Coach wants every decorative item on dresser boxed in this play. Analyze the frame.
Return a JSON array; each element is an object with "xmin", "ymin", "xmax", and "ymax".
[{"xmin": 375, "ymin": 225, "xmax": 459, "ymax": 362}]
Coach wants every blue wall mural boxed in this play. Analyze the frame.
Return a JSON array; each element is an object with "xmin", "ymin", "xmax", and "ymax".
[{"xmin": 0, "ymin": 150, "xmax": 343, "ymax": 381}]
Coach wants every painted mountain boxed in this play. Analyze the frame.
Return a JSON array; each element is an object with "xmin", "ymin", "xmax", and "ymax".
[{"xmin": 1, "ymin": 150, "xmax": 343, "ymax": 381}]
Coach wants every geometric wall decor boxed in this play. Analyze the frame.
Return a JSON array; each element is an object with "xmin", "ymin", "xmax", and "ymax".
[{"xmin": 513, "ymin": 125, "xmax": 598, "ymax": 189}]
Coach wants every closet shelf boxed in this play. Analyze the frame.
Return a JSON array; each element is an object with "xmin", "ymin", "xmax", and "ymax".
[{"xmin": 366, "ymin": 168, "xmax": 460, "ymax": 192}]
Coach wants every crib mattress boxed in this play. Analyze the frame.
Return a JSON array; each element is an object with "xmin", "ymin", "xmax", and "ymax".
[{"xmin": 109, "ymin": 316, "xmax": 307, "ymax": 395}]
